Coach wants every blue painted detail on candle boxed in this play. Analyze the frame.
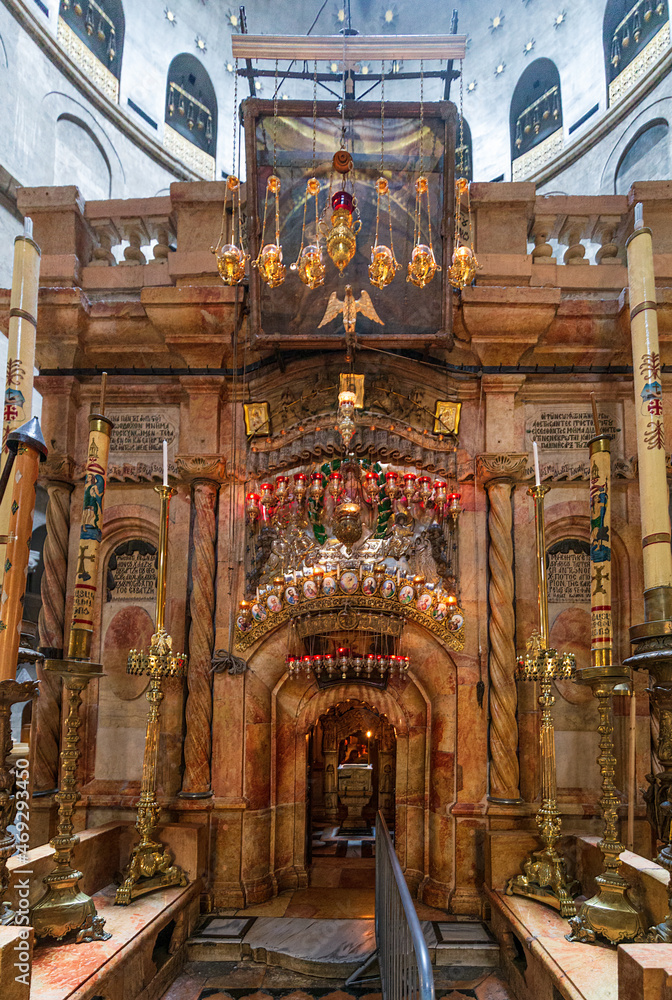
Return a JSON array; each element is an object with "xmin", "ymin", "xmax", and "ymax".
[{"xmin": 81, "ymin": 472, "xmax": 105, "ymax": 542}]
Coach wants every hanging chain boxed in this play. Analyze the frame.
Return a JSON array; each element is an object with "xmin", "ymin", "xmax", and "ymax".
[
  {"xmin": 380, "ymin": 61, "xmax": 385, "ymax": 176},
  {"xmin": 312, "ymin": 59, "xmax": 318, "ymax": 175},
  {"xmin": 419, "ymin": 59, "xmax": 425, "ymax": 177},
  {"xmin": 232, "ymin": 57, "xmax": 239, "ymax": 176},
  {"xmin": 273, "ymin": 59, "xmax": 280, "ymax": 245},
  {"xmin": 458, "ymin": 59, "xmax": 465, "ymax": 178}
]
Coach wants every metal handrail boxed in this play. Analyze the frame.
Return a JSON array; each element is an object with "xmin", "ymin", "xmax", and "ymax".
[{"xmin": 375, "ymin": 811, "xmax": 435, "ymax": 1000}]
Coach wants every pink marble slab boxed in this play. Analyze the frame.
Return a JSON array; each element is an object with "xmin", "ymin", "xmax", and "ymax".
[{"xmin": 30, "ymin": 881, "xmax": 199, "ymax": 1000}]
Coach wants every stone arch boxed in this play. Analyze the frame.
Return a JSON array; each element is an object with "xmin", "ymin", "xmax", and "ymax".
[
  {"xmin": 55, "ymin": 113, "xmax": 112, "ymax": 200},
  {"xmin": 600, "ymin": 96, "xmax": 672, "ymax": 192},
  {"xmin": 233, "ymin": 616, "xmax": 459, "ymax": 908},
  {"xmin": 510, "ymin": 58, "xmax": 563, "ymax": 179},
  {"xmin": 41, "ymin": 91, "xmax": 125, "ymax": 195},
  {"xmin": 615, "ymin": 118, "xmax": 671, "ymax": 194}
]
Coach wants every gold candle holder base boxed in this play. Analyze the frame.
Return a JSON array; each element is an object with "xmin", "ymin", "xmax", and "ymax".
[
  {"xmin": 566, "ymin": 665, "xmax": 645, "ymax": 945},
  {"xmin": 30, "ymin": 659, "xmax": 111, "ymax": 942},
  {"xmin": 506, "ymin": 637, "xmax": 579, "ymax": 918},
  {"xmin": 626, "ymin": 589, "xmax": 672, "ymax": 941},
  {"xmin": 0, "ymin": 678, "xmax": 39, "ymax": 925},
  {"xmin": 115, "ymin": 626, "xmax": 188, "ymax": 905}
]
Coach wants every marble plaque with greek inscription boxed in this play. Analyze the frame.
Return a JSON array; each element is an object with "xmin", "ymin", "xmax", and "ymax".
[
  {"xmin": 106, "ymin": 407, "xmax": 179, "ymax": 480},
  {"xmin": 547, "ymin": 539, "xmax": 590, "ymax": 604},
  {"xmin": 524, "ymin": 403, "xmax": 622, "ymax": 479},
  {"xmin": 107, "ymin": 540, "xmax": 158, "ymax": 602}
]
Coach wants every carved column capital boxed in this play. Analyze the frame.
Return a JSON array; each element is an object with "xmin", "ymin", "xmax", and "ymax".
[
  {"xmin": 477, "ymin": 453, "xmax": 528, "ymax": 486},
  {"xmin": 175, "ymin": 455, "xmax": 228, "ymax": 485},
  {"xmin": 38, "ymin": 454, "xmax": 76, "ymax": 487}
]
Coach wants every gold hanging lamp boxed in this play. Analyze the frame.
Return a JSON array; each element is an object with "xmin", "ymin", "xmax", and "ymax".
[
  {"xmin": 211, "ymin": 57, "xmax": 249, "ymax": 285},
  {"xmin": 448, "ymin": 62, "xmax": 479, "ymax": 291},
  {"xmin": 291, "ymin": 61, "xmax": 326, "ymax": 290},
  {"xmin": 407, "ymin": 61, "xmax": 439, "ymax": 288},
  {"xmin": 369, "ymin": 63, "xmax": 399, "ymax": 289},
  {"xmin": 253, "ymin": 60, "xmax": 286, "ymax": 288}
]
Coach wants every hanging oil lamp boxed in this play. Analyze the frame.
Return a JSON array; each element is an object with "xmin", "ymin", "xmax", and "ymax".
[
  {"xmin": 211, "ymin": 59, "xmax": 249, "ymax": 286},
  {"xmin": 369, "ymin": 67, "xmax": 399, "ymax": 289},
  {"xmin": 292, "ymin": 174, "xmax": 325, "ymax": 289},
  {"xmin": 253, "ymin": 61, "xmax": 285, "ymax": 288},
  {"xmin": 291, "ymin": 64, "xmax": 326, "ymax": 290},
  {"xmin": 326, "ymin": 175, "xmax": 359, "ymax": 273},
  {"xmin": 336, "ymin": 385, "xmax": 357, "ymax": 445},
  {"xmin": 407, "ymin": 62, "xmax": 439, "ymax": 289},
  {"xmin": 448, "ymin": 66, "xmax": 479, "ymax": 292}
]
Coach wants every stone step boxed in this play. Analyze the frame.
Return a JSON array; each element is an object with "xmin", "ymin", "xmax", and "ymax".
[{"xmin": 187, "ymin": 916, "xmax": 500, "ymax": 978}]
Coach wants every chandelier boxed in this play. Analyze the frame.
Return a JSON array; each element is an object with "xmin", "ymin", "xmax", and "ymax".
[{"xmin": 286, "ymin": 647, "xmax": 410, "ymax": 680}]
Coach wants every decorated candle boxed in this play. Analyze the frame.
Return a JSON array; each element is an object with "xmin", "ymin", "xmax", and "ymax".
[
  {"xmin": 67, "ymin": 412, "xmax": 114, "ymax": 660},
  {"xmin": 626, "ymin": 204, "xmax": 672, "ymax": 596},
  {"xmin": 589, "ymin": 434, "xmax": 613, "ymax": 667},
  {"xmin": 0, "ymin": 223, "xmax": 41, "ymax": 583},
  {"xmin": 0, "ymin": 418, "xmax": 47, "ymax": 680}
]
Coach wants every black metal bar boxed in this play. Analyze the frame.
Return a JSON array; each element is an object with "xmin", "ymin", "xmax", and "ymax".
[
  {"xmin": 444, "ymin": 8, "xmax": 459, "ymax": 101},
  {"xmin": 236, "ymin": 68, "xmax": 449, "ymax": 82},
  {"xmin": 239, "ymin": 6, "xmax": 256, "ymax": 97}
]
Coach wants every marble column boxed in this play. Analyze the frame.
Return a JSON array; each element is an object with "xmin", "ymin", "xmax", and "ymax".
[
  {"xmin": 35, "ymin": 459, "xmax": 74, "ymax": 796},
  {"xmin": 180, "ymin": 475, "xmax": 220, "ymax": 798},
  {"xmin": 478, "ymin": 454, "xmax": 527, "ymax": 803}
]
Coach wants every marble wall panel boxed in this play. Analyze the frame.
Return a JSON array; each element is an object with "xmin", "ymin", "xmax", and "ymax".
[
  {"xmin": 244, "ymin": 721, "xmax": 271, "ymax": 811},
  {"xmin": 212, "ymin": 672, "xmax": 245, "ymax": 800}
]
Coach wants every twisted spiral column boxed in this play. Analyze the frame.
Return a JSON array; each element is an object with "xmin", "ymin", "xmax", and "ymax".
[
  {"xmin": 36, "ymin": 480, "xmax": 73, "ymax": 794},
  {"xmin": 180, "ymin": 479, "xmax": 219, "ymax": 797},
  {"xmin": 478, "ymin": 454, "xmax": 527, "ymax": 803}
]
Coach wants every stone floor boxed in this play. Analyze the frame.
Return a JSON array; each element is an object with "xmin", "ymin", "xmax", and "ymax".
[{"xmin": 160, "ymin": 960, "xmax": 513, "ymax": 1000}]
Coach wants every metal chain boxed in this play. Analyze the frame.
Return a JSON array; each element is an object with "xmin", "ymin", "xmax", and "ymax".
[
  {"xmin": 380, "ymin": 60, "xmax": 385, "ymax": 175},
  {"xmin": 419, "ymin": 59, "xmax": 424, "ymax": 177},
  {"xmin": 458, "ymin": 59, "xmax": 465, "ymax": 178},
  {"xmin": 312, "ymin": 59, "xmax": 317, "ymax": 174},
  {"xmin": 273, "ymin": 58, "xmax": 278, "ymax": 175},
  {"xmin": 232, "ymin": 57, "xmax": 238, "ymax": 175}
]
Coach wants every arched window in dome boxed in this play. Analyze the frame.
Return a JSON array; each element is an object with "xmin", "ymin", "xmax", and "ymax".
[
  {"xmin": 604, "ymin": 1, "xmax": 670, "ymax": 107},
  {"xmin": 615, "ymin": 118, "xmax": 670, "ymax": 192},
  {"xmin": 455, "ymin": 116, "xmax": 472, "ymax": 182},
  {"xmin": 510, "ymin": 59, "xmax": 563, "ymax": 181},
  {"xmin": 164, "ymin": 54, "xmax": 217, "ymax": 180},
  {"xmin": 57, "ymin": 0, "xmax": 124, "ymax": 103}
]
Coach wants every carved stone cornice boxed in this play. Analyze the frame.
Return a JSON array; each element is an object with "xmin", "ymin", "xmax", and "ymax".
[
  {"xmin": 477, "ymin": 453, "xmax": 528, "ymax": 486},
  {"xmin": 39, "ymin": 454, "xmax": 76, "ymax": 486},
  {"xmin": 175, "ymin": 455, "xmax": 228, "ymax": 485}
]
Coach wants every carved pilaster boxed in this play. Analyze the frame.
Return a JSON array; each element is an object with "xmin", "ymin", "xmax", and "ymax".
[
  {"xmin": 180, "ymin": 476, "xmax": 219, "ymax": 797},
  {"xmin": 35, "ymin": 462, "xmax": 74, "ymax": 795},
  {"xmin": 478, "ymin": 453, "xmax": 527, "ymax": 803}
]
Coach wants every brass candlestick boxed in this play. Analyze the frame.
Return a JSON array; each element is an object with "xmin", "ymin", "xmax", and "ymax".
[
  {"xmin": 30, "ymin": 660, "xmax": 110, "ymax": 942},
  {"xmin": 115, "ymin": 485, "xmax": 188, "ymax": 905},
  {"xmin": 567, "ymin": 666, "xmax": 644, "ymax": 943},
  {"xmin": 506, "ymin": 483, "xmax": 579, "ymax": 917},
  {"xmin": 566, "ymin": 427, "xmax": 644, "ymax": 944},
  {"xmin": 0, "ymin": 678, "xmax": 38, "ymax": 924},
  {"xmin": 31, "ymin": 386, "xmax": 113, "ymax": 942}
]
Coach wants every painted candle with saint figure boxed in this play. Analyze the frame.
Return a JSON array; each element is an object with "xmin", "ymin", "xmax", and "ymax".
[
  {"xmin": 0, "ymin": 420, "xmax": 47, "ymax": 681},
  {"xmin": 626, "ymin": 206, "xmax": 672, "ymax": 596},
  {"xmin": 589, "ymin": 434, "xmax": 612, "ymax": 667},
  {"xmin": 67, "ymin": 413, "xmax": 114, "ymax": 660},
  {"xmin": 0, "ymin": 226, "xmax": 40, "ymax": 586}
]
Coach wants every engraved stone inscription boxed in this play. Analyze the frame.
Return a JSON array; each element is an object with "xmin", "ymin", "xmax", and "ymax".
[
  {"xmin": 524, "ymin": 403, "xmax": 623, "ymax": 479},
  {"xmin": 107, "ymin": 407, "xmax": 179, "ymax": 480},
  {"xmin": 547, "ymin": 539, "xmax": 591, "ymax": 604},
  {"xmin": 107, "ymin": 540, "xmax": 158, "ymax": 602}
]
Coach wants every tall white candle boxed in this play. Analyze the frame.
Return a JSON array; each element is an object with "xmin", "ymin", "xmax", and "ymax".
[
  {"xmin": 162, "ymin": 439, "xmax": 168, "ymax": 486},
  {"xmin": 533, "ymin": 440, "xmax": 541, "ymax": 487}
]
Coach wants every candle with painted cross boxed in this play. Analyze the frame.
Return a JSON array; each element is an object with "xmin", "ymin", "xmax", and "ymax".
[
  {"xmin": 67, "ymin": 380, "xmax": 114, "ymax": 660},
  {"xmin": 589, "ymin": 432, "xmax": 613, "ymax": 667},
  {"xmin": 626, "ymin": 203, "xmax": 672, "ymax": 599},
  {"xmin": 0, "ymin": 220, "xmax": 41, "ymax": 583},
  {"xmin": 0, "ymin": 418, "xmax": 47, "ymax": 681}
]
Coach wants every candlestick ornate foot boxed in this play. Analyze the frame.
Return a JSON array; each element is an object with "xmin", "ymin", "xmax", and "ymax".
[
  {"xmin": 116, "ymin": 485, "xmax": 189, "ymax": 905},
  {"xmin": 0, "ymin": 679, "xmax": 38, "ymax": 925},
  {"xmin": 566, "ymin": 665, "xmax": 645, "ymax": 944},
  {"xmin": 506, "ymin": 483, "xmax": 579, "ymax": 917},
  {"xmin": 626, "ymin": 590, "xmax": 672, "ymax": 942},
  {"xmin": 30, "ymin": 659, "xmax": 110, "ymax": 942},
  {"xmin": 506, "ymin": 636, "xmax": 579, "ymax": 917}
]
